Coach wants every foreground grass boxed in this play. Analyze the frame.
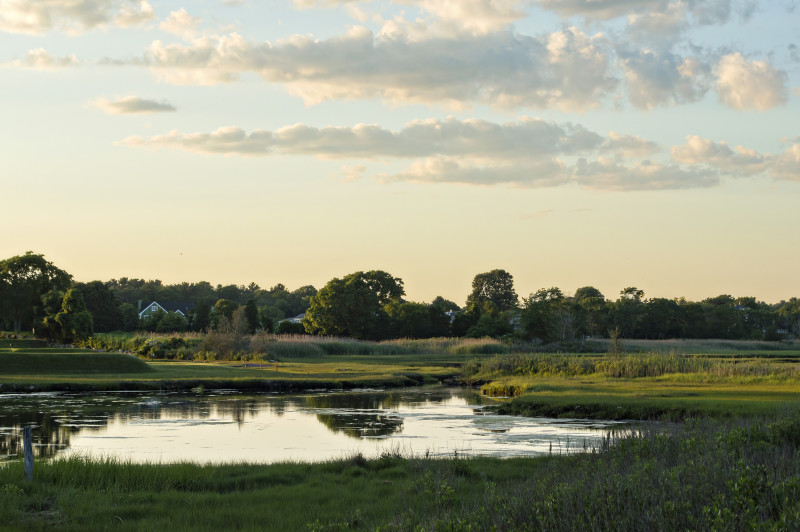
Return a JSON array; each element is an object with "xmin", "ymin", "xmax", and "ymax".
[{"xmin": 2, "ymin": 414, "xmax": 800, "ymax": 531}]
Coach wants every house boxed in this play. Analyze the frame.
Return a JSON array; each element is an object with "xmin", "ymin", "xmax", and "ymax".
[{"xmin": 138, "ymin": 301, "xmax": 194, "ymax": 321}]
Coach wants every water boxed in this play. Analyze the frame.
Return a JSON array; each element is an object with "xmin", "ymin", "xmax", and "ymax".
[{"xmin": 0, "ymin": 388, "xmax": 626, "ymax": 463}]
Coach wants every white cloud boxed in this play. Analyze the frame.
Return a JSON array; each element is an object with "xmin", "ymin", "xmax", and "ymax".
[
  {"xmin": 1, "ymin": 48, "xmax": 79, "ymax": 69},
  {"xmin": 144, "ymin": 27, "xmax": 617, "ymax": 111},
  {"xmin": 573, "ymin": 157, "xmax": 719, "ymax": 191},
  {"xmin": 119, "ymin": 117, "xmax": 607, "ymax": 158},
  {"xmin": 671, "ymin": 135, "xmax": 769, "ymax": 175},
  {"xmin": 715, "ymin": 53, "xmax": 787, "ymax": 111},
  {"xmin": 118, "ymin": 117, "xmax": 750, "ymax": 191},
  {"xmin": 91, "ymin": 96, "xmax": 176, "ymax": 114},
  {"xmin": 621, "ymin": 50, "xmax": 711, "ymax": 109},
  {"xmin": 159, "ymin": 8, "xmax": 201, "ymax": 39},
  {"xmin": 114, "ymin": 0, "xmax": 154, "ymax": 28},
  {"xmin": 603, "ymin": 131, "xmax": 660, "ymax": 158},
  {"xmin": 771, "ymin": 144, "xmax": 800, "ymax": 182},
  {"xmin": 382, "ymin": 157, "xmax": 569, "ymax": 187},
  {"xmin": 0, "ymin": 0, "xmax": 153, "ymax": 35}
]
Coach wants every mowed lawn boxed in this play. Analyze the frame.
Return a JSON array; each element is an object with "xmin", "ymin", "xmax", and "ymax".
[{"xmin": 0, "ymin": 347, "xmax": 464, "ymax": 389}]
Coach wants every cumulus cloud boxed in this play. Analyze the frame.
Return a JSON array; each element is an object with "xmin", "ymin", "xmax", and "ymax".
[
  {"xmin": 114, "ymin": 0, "xmax": 154, "ymax": 28},
  {"xmin": 1, "ymin": 48, "xmax": 79, "ymax": 69},
  {"xmin": 118, "ymin": 117, "xmax": 746, "ymax": 191},
  {"xmin": 603, "ymin": 131, "xmax": 660, "ymax": 158},
  {"xmin": 671, "ymin": 135, "xmax": 769, "ymax": 175},
  {"xmin": 621, "ymin": 50, "xmax": 711, "ymax": 109},
  {"xmin": 143, "ymin": 26, "xmax": 616, "ymax": 111},
  {"xmin": 92, "ymin": 96, "xmax": 176, "ymax": 114},
  {"xmin": 0, "ymin": 0, "xmax": 154, "ymax": 35},
  {"xmin": 573, "ymin": 157, "xmax": 719, "ymax": 191},
  {"xmin": 382, "ymin": 157, "xmax": 569, "ymax": 187},
  {"xmin": 771, "ymin": 144, "xmax": 800, "ymax": 182},
  {"xmin": 715, "ymin": 52, "xmax": 787, "ymax": 111},
  {"xmin": 159, "ymin": 8, "xmax": 201, "ymax": 38},
  {"xmin": 119, "ymin": 117, "xmax": 609, "ymax": 158}
]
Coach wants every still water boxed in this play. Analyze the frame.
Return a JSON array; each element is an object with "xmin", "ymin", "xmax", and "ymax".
[{"xmin": 1, "ymin": 388, "xmax": 625, "ymax": 463}]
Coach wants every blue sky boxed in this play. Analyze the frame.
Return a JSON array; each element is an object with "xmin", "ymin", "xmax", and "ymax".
[{"xmin": 2, "ymin": 0, "xmax": 798, "ymax": 305}]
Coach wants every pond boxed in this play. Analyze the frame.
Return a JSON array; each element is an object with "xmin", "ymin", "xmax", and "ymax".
[{"xmin": 1, "ymin": 387, "xmax": 627, "ymax": 463}]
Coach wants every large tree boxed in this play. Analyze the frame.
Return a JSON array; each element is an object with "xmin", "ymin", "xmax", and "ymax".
[
  {"xmin": 303, "ymin": 271, "xmax": 404, "ymax": 340},
  {"xmin": 76, "ymin": 281, "xmax": 123, "ymax": 333},
  {"xmin": 466, "ymin": 269, "xmax": 518, "ymax": 314},
  {"xmin": 0, "ymin": 252, "xmax": 72, "ymax": 334}
]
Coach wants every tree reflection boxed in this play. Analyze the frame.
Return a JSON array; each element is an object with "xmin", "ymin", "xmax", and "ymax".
[{"xmin": 0, "ymin": 388, "xmax": 464, "ymax": 456}]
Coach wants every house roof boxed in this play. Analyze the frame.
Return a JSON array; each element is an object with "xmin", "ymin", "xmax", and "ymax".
[{"xmin": 138, "ymin": 301, "xmax": 195, "ymax": 318}]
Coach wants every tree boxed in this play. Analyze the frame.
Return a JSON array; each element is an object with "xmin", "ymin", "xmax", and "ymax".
[
  {"xmin": 0, "ymin": 252, "xmax": 72, "ymax": 334},
  {"xmin": 521, "ymin": 287, "xmax": 567, "ymax": 343},
  {"xmin": 119, "ymin": 303, "xmax": 138, "ymax": 332},
  {"xmin": 40, "ymin": 288, "xmax": 93, "ymax": 343},
  {"xmin": 574, "ymin": 286, "xmax": 607, "ymax": 338},
  {"xmin": 154, "ymin": 311, "xmax": 188, "ymax": 333},
  {"xmin": 244, "ymin": 299, "xmax": 259, "ymax": 334},
  {"xmin": 76, "ymin": 281, "xmax": 123, "ymax": 332},
  {"xmin": 258, "ymin": 305, "xmax": 285, "ymax": 333},
  {"xmin": 303, "ymin": 271, "xmax": 404, "ymax": 340},
  {"xmin": 466, "ymin": 269, "xmax": 518, "ymax": 315}
]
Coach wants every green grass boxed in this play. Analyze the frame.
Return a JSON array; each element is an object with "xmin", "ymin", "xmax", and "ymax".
[
  {"xmin": 467, "ymin": 351, "xmax": 800, "ymax": 420},
  {"xmin": 0, "ymin": 349, "xmax": 152, "ymax": 375},
  {"xmin": 3, "ymin": 414, "xmax": 800, "ymax": 530},
  {"xmin": 0, "ymin": 347, "xmax": 466, "ymax": 391}
]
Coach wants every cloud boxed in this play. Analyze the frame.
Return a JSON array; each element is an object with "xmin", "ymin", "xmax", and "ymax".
[
  {"xmin": 114, "ymin": 0, "xmax": 154, "ymax": 28},
  {"xmin": 621, "ymin": 50, "xmax": 711, "ymax": 109},
  {"xmin": 381, "ymin": 157, "xmax": 569, "ymax": 187},
  {"xmin": 534, "ymin": 0, "xmax": 659, "ymax": 20},
  {"xmin": 771, "ymin": 144, "xmax": 800, "ymax": 182},
  {"xmin": 573, "ymin": 157, "xmax": 719, "ymax": 191},
  {"xmin": 1, "ymin": 48, "xmax": 79, "ymax": 70},
  {"xmin": 159, "ymin": 8, "xmax": 201, "ymax": 38},
  {"xmin": 671, "ymin": 135, "xmax": 769, "ymax": 175},
  {"xmin": 119, "ymin": 117, "xmax": 609, "ymax": 158},
  {"xmin": 120, "ymin": 117, "xmax": 740, "ymax": 191},
  {"xmin": 603, "ymin": 131, "xmax": 660, "ymax": 158},
  {"xmin": 715, "ymin": 52, "xmax": 787, "ymax": 111},
  {"xmin": 0, "ymin": 0, "xmax": 154, "ymax": 35},
  {"xmin": 143, "ymin": 26, "xmax": 617, "ymax": 111},
  {"xmin": 92, "ymin": 96, "xmax": 177, "ymax": 114}
]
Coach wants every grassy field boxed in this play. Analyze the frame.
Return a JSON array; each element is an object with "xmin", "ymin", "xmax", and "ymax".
[
  {"xmin": 465, "ymin": 350, "xmax": 800, "ymax": 420},
  {"xmin": 2, "ymin": 414, "xmax": 800, "ymax": 530},
  {"xmin": 0, "ymin": 346, "xmax": 467, "ymax": 392}
]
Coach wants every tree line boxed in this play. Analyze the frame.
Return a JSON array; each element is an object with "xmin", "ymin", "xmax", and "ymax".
[{"xmin": 1, "ymin": 252, "xmax": 798, "ymax": 344}]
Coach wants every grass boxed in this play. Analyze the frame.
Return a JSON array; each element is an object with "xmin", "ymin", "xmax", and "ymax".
[
  {"xmin": 466, "ymin": 350, "xmax": 800, "ymax": 420},
  {"xmin": 0, "ymin": 347, "xmax": 467, "ymax": 392},
  {"xmin": 2, "ymin": 414, "xmax": 800, "ymax": 530}
]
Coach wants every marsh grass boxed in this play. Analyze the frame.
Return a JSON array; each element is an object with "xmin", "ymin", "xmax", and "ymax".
[
  {"xmin": 86, "ymin": 333, "xmax": 508, "ymax": 361},
  {"xmin": 464, "ymin": 350, "xmax": 800, "ymax": 382},
  {"xmin": 3, "ymin": 415, "xmax": 800, "ymax": 531}
]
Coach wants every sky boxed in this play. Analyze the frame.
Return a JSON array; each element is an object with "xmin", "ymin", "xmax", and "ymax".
[{"xmin": 1, "ymin": 0, "xmax": 798, "ymax": 306}]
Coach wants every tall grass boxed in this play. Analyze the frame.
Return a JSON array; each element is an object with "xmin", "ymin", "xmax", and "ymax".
[
  {"xmin": 87, "ymin": 332, "xmax": 509, "ymax": 360},
  {"xmin": 464, "ymin": 350, "xmax": 800, "ymax": 382}
]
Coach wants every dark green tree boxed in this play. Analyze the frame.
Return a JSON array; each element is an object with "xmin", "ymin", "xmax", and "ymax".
[
  {"xmin": 119, "ymin": 303, "xmax": 139, "ymax": 332},
  {"xmin": 466, "ymin": 269, "xmax": 518, "ymax": 315},
  {"xmin": 0, "ymin": 252, "xmax": 72, "ymax": 334},
  {"xmin": 303, "ymin": 271, "xmax": 404, "ymax": 340},
  {"xmin": 244, "ymin": 299, "xmax": 259, "ymax": 334},
  {"xmin": 76, "ymin": 281, "xmax": 123, "ymax": 332},
  {"xmin": 40, "ymin": 288, "xmax": 93, "ymax": 343}
]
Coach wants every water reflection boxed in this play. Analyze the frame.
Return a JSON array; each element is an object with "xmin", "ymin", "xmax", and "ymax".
[{"xmin": 0, "ymin": 388, "xmax": 626, "ymax": 463}]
